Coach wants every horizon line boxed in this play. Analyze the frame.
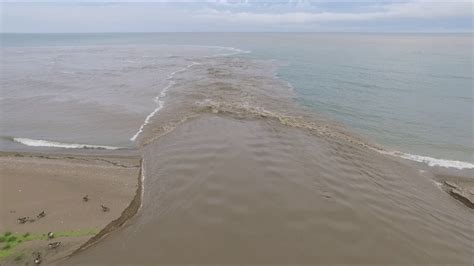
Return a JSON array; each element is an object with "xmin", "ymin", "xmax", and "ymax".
[{"xmin": 1, "ymin": 31, "xmax": 473, "ymax": 34}]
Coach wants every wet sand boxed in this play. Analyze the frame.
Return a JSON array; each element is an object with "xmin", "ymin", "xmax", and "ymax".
[
  {"xmin": 0, "ymin": 152, "xmax": 140, "ymax": 264},
  {"xmin": 66, "ymin": 115, "xmax": 474, "ymax": 264}
]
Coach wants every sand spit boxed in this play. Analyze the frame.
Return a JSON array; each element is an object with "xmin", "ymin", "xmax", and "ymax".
[
  {"xmin": 68, "ymin": 159, "xmax": 143, "ymax": 257},
  {"xmin": 0, "ymin": 152, "xmax": 140, "ymax": 265}
]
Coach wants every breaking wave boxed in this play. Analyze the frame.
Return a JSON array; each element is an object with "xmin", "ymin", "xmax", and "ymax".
[
  {"xmin": 195, "ymin": 100, "xmax": 474, "ymax": 170},
  {"xmin": 207, "ymin": 46, "xmax": 251, "ymax": 57},
  {"xmin": 379, "ymin": 150, "xmax": 474, "ymax": 170},
  {"xmin": 130, "ymin": 61, "xmax": 200, "ymax": 142},
  {"xmin": 130, "ymin": 46, "xmax": 250, "ymax": 142},
  {"xmin": 13, "ymin": 137, "xmax": 122, "ymax": 150}
]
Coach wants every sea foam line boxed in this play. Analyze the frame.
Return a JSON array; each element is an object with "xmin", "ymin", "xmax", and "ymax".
[
  {"xmin": 378, "ymin": 150, "xmax": 474, "ymax": 170},
  {"xmin": 130, "ymin": 46, "xmax": 249, "ymax": 142},
  {"xmin": 207, "ymin": 47, "xmax": 251, "ymax": 57},
  {"xmin": 130, "ymin": 61, "xmax": 200, "ymax": 142},
  {"xmin": 139, "ymin": 160, "xmax": 146, "ymax": 211},
  {"xmin": 13, "ymin": 137, "xmax": 121, "ymax": 150}
]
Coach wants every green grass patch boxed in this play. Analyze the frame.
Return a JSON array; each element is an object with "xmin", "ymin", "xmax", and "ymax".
[
  {"xmin": 0, "ymin": 228, "xmax": 99, "ymax": 260},
  {"xmin": 54, "ymin": 228, "xmax": 99, "ymax": 238}
]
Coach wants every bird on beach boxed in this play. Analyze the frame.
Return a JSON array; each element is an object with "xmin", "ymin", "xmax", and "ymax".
[
  {"xmin": 17, "ymin": 217, "xmax": 29, "ymax": 224},
  {"xmin": 37, "ymin": 211, "xmax": 46, "ymax": 219},
  {"xmin": 33, "ymin": 252, "xmax": 41, "ymax": 264},
  {"xmin": 83, "ymin": 195, "xmax": 89, "ymax": 202},
  {"xmin": 48, "ymin": 242, "xmax": 61, "ymax": 249},
  {"xmin": 17, "ymin": 216, "xmax": 36, "ymax": 224},
  {"xmin": 47, "ymin": 232, "xmax": 54, "ymax": 239},
  {"xmin": 101, "ymin": 205, "xmax": 110, "ymax": 212}
]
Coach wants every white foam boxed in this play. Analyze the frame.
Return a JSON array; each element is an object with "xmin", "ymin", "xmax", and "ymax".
[
  {"xmin": 139, "ymin": 161, "xmax": 146, "ymax": 211},
  {"xmin": 14, "ymin": 138, "xmax": 121, "ymax": 150},
  {"xmin": 431, "ymin": 180, "xmax": 444, "ymax": 190},
  {"xmin": 205, "ymin": 46, "xmax": 251, "ymax": 57},
  {"xmin": 130, "ymin": 61, "xmax": 200, "ymax": 142},
  {"xmin": 379, "ymin": 150, "xmax": 474, "ymax": 170},
  {"xmin": 130, "ymin": 46, "xmax": 249, "ymax": 142}
]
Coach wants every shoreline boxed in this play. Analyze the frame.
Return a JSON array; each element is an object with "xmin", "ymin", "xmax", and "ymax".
[
  {"xmin": 1, "ymin": 44, "xmax": 472, "ymax": 263},
  {"xmin": 0, "ymin": 151, "xmax": 141, "ymax": 265},
  {"xmin": 1, "ymin": 114, "xmax": 472, "ymax": 264},
  {"xmin": 63, "ymin": 114, "xmax": 474, "ymax": 264},
  {"xmin": 68, "ymin": 158, "xmax": 143, "ymax": 257}
]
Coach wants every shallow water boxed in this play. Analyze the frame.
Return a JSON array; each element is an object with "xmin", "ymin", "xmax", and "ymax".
[
  {"xmin": 66, "ymin": 115, "xmax": 473, "ymax": 264},
  {"xmin": 1, "ymin": 33, "xmax": 472, "ymax": 166},
  {"xmin": 1, "ymin": 34, "xmax": 473, "ymax": 264},
  {"xmin": 65, "ymin": 55, "xmax": 473, "ymax": 264},
  {"xmin": 0, "ymin": 45, "xmax": 242, "ymax": 150}
]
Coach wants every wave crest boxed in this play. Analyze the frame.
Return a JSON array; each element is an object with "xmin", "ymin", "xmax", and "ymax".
[
  {"xmin": 13, "ymin": 138, "xmax": 122, "ymax": 150},
  {"xmin": 379, "ymin": 150, "xmax": 474, "ymax": 170}
]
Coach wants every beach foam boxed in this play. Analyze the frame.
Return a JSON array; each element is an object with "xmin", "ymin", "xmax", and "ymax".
[
  {"xmin": 380, "ymin": 150, "xmax": 474, "ymax": 170},
  {"xmin": 130, "ymin": 46, "xmax": 251, "ymax": 142},
  {"xmin": 128, "ymin": 54, "xmax": 473, "ymax": 172},
  {"xmin": 196, "ymin": 98, "xmax": 474, "ymax": 170},
  {"xmin": 13, "ymin": 138, "xmax": 122, "ymax": 150},
  {"xmin": 130, "ymin": 61, "xmax": 200, "ymax": 142},
  {"xmin": 209, "ymin": 47, "xmax": 251, "ymax": 57}
]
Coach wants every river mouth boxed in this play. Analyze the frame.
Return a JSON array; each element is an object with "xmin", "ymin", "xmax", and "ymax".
[
  {"xmin": 62, "ymin": 54, "xmax": 473, "ymax": 264},
  {"xmin": 65, "ymin": 114, "xmax": 473, "ymax": 264},
  {"xmin": 2, "ymin": 36, "xmax": 472, "ymax": 264}
]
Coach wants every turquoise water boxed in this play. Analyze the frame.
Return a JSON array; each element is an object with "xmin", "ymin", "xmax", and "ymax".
[
  {"xmin": 253, "ymin": 34, "xmax": 473, "ymax": 163},
  {"xmin": 1, "ymin": 33, "xmax": 472, "ymax": 163}
]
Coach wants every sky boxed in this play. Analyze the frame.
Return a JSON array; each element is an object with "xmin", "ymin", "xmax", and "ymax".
[{"xmin": 1, "ymin": 0, "xmax": 473, "ymax": 33}]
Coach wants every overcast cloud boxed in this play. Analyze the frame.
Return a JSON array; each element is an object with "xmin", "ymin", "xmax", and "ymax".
[{"xmin": 1, "ymin": 0, "xmax": 472, "ymax": 32}]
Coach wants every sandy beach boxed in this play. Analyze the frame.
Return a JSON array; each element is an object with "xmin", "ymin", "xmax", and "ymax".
[{"xmin": 0, "ymin": 152, "xmax": 140, "ymax": 265}]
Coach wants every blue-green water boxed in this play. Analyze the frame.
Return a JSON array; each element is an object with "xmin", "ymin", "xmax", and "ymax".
[{"xmin": 1, "ymin": 33, "xmax": 472, "ymax": 164}]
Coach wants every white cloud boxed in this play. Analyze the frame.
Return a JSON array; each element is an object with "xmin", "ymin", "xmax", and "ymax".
[
  {"xmin": 195, "ymin": 0, "xmax": 473, "ymax": 24},
  {"xmin": 1, "ymin": 0, "xmax": 472, "ymax": 32},
  {"xmin": 196, "ymin": 9, "xmax": 384, "ymax": 24}
]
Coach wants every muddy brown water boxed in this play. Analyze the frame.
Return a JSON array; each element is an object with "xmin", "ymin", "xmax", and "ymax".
[
  {"xmin": 61, "ymin": 56, "xmax": 473, "ymax": 264},
  {"xmin": 65, "ymin": 115, "xmax": 473, "ymax": 264}
]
